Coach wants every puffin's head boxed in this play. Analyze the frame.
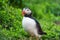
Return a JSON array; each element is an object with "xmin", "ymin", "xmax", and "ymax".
[{"xmin": 22, "ymin": 8, "xmax": 32, "ymax": 16}]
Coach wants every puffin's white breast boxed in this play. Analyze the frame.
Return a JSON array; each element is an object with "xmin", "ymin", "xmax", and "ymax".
[{"xmin": 22, "ymin": 17, "xmax": 37, "ymax": 32}]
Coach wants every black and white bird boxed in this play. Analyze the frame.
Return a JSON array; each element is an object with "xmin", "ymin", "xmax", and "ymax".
[{"xmin": 22, "ymin": 8, "xmax": 46, "ymax": 40}]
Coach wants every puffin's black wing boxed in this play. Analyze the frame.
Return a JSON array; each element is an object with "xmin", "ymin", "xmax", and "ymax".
[{"xmin": 31, "ymin": 17, "xmax": 47, "ymax": 35}]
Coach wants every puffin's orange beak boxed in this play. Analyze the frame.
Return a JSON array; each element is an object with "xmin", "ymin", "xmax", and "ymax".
[{"xmin": 22, "ymin": 11, "xmax": 25, "ymax": 16}]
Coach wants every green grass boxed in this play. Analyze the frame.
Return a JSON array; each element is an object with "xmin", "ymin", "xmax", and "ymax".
[{"xmin": 0, "ymin": 0, "xmax": 60, "ymax": 40}]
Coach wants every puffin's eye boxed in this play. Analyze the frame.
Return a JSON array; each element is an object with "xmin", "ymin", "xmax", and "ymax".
[{"xmin": 27, "ymin": 9, "xmax": 29, "ymax": 11}]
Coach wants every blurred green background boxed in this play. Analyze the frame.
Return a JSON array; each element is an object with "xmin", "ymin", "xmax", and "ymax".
[{"xmin": 0, "ymin": 0, "xmax": 60, "ymax": 40}]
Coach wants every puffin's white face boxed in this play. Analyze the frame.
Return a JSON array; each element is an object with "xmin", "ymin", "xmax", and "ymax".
[{"xmin": 22, "ymin": 8, "xmax": 32, "ymax": 16}]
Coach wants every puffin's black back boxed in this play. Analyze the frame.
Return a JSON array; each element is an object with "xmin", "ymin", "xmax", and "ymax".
[{"xmin": 30, "ymin": 17, "xmax": 47, "ymax": 35}]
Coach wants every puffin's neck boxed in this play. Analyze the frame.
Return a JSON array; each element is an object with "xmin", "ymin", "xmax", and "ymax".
[{"xmin": 24, "ymin": 14, "xmax": 32, "ymax": 18}]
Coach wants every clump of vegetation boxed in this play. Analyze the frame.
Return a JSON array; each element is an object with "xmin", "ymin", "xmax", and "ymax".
[{"xmin": 0, "ymin": 0, "xmax": 60, "ymax": 40}]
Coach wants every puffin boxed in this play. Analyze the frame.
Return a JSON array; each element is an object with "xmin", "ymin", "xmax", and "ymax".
[{"xmin": 22, "ymin": 8, "xmax": 46, "ymax": 40}]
